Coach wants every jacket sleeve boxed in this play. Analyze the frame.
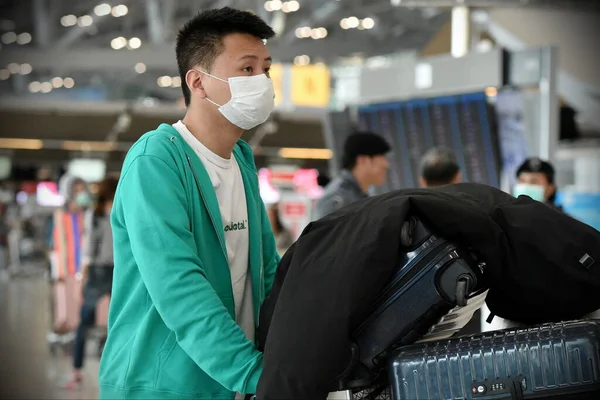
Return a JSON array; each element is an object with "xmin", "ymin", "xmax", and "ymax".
[
  {"xmin": 259, "ymin": 200, "xmax": 280, "ymax": 298},
  {"xmin": 119, "ymin": 155, "xmax": 263, "ymax": 394}
]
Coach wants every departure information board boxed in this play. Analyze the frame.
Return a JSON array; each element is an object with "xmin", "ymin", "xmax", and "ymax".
[{"xmin": 357, "ymin": 92, "xmax": 500, "ymax": 190}]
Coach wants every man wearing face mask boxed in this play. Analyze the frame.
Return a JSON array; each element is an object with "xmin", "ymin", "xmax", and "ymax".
[
  {"xmin": 513, "ymin": 157, "xmax": 562, "ymax": 211},
  {"xmin": 99, "ymin": 8, "xmax": 280, "ymax": 400}
]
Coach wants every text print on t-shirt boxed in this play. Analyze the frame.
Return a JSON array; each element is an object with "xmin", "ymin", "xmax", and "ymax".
[{"xmin": 224, "ymin": 219, "xmax": 248, "ymax": 232}]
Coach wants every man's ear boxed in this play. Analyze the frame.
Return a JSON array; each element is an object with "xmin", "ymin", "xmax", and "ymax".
[
  {"xmin": 419, "ymin": 176, "xmax": 427, "ymax": 188},
  {"xmin": 185, "ymin": 69, "xmax": 207, "ymax": 99}
]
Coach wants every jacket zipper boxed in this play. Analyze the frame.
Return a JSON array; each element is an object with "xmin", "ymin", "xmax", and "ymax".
[
  {"xmin": 185, "ymin": 155, "xmax": 228, "ymax": 261},
  {"xmin": 173, "ymin": 135, "xmax": 263, "ymax": 325}
]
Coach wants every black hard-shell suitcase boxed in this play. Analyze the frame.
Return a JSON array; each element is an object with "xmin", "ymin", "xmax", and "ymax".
[
  {"xmin": 389, "ymin": 320, "xmax": 600, "ymax": 400},
  {"xmin": 339, "ymin": 216, "xmax": 487, "ymax": 392}
]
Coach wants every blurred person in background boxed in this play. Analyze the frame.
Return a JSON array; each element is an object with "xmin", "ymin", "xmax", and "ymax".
[
  {"xmin": 315, "ymin": 132, "xmax": 390, "ymax": 219},
  {"xmin": 99, "ymin": 8, "xmax": 280, "ymax": 400},
  {"xmin": 268, "ymin": 203, "xmax": 294, "ymax": 255},
  {"xmin": 49, "ymin": 177, "xmax": 91, "ymax": 282},
  {"xmin": 63, "ymin": 177, "xmax": 117, "ymax": 389},
  {"xmin": 513, "ymin": 157, "xmax": 562, "ymax": 211},
  {"xmin": 419, "ymin": 147, "xmax": 462, "ymax": 188}
]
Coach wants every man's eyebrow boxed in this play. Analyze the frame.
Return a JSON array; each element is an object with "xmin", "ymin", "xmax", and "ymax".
[{"xmin": 239, "ymin": 55, "xmax": 273, "ymax": 62}]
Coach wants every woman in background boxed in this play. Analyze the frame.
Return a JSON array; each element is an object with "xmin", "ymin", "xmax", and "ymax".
[
  {"xmin": 268, "ymin": 203, "xmax": 294, "ymax": 256},
  {"xmin": 64, "ymin": 177, "xmax": 118, "ymax": 389}
]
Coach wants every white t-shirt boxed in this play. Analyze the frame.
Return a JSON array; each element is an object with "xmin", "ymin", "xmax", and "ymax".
[{"xmin": 173, "ymin": 121, "xmax": 255, "ymax": 345}]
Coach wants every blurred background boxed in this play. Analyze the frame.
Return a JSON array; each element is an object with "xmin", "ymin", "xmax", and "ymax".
[{"xmin": 0, "ymin": 0, "xmax": 599, "ymax": 398}]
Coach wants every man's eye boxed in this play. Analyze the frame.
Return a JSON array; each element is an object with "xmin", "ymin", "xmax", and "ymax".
[
  {"xmin": 243, "ymin": 67, "xmax": 253, "ymax": 72},
  {"xmin": 264, "ymin": 68, "xmax": 271, "ymax": 77}
]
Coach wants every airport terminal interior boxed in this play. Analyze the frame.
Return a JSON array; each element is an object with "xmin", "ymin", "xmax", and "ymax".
[{"xmin": 1, "ymin": 0, "xmax": 600, "ymax": 399}]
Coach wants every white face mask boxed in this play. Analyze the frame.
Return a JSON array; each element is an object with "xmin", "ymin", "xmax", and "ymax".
[{"xmin": 199, "ymin": 70, "xmax": 275, "ymax": 130}]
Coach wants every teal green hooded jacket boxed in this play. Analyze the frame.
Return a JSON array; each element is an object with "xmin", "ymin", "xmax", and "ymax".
[{"xmin": 98, "ymin": 124, "xmax": 280, "ymax": 399}]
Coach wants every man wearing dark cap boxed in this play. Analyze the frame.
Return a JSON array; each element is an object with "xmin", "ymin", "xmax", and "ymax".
[
  {"xmin": 315, "ymin": 132, "xmax": 390, "ymax": 219},
  {"xmin": 514, "ymin": 157, "xmax": 561, "ymax": 210},
  {"xmin": 419, "ymin": 147, "xmax": 462, "ymax": 188}
]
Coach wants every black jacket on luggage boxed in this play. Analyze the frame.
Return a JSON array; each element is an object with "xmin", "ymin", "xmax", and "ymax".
[{"xmin": 256, "ymin": 183, "xmax": 600, "ymax": 400}]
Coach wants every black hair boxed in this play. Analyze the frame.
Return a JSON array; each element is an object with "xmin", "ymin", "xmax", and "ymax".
[
  {"xmin": 420, "ymin": 147, "xmax": 460, "ymax": 187},
  {"xmin": 341, "ymin": 132, "xmax": 391, "ymax": 170},
  {"xmin": 176, "ymin": 7, "xmax": 275, "ymax": 106},
  {"xmin": 516, "ymin": 158, "xmax": 555, "ymax": 184}
]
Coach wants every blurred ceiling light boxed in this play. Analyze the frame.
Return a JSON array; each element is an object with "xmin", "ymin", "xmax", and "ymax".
[
  {"xmin": 0, "ymin": 69, "xmax": 10, "ymax": 80},
  {"xmin": 264, "ymin": 1, "xmax": 274, "ymax": 12},
  {"xmin": 16, "ymin": 32, "xmax": 32, "ymax": 45},
  {"xmin": 51, "ymin": 77, "xmax": 64, "ymax": 88},
  {"xmin": 293, "ymin": 55, "xmax": 310, "ymax": 66},
  {"xmin": 112, "ymin": 5, "xmax": 129, "ymax": 17},
  {"xmin": 28, "ymin": 81, "xmax": 42, "ymax": 93},
  {"xmin": 135, "ymin": 62, "xmax": 147, "ymax": 74},
  {"xmin": 270, "ymin": 0, "xmax": 283, "ymax": 11},
  {"xmin": 62, "ymin": 141, "xmax": 115, "ymax": 152},
  {"xmin": 171, "ymin": 76, "xmax": 182, "ymax": 88},
  {"xmin": 361, "ymin": 17, "xmax": 375, "ymax": 29},
  {"xmin": 476, "ymin": 39, "xmax": 493, "ymax": 53},
  {"xmin": 94, "ymin": 3, "xmax": 112, "ymax": 17},
  {"xmin": 19, "ymin": 63, "xmax": 33, "ymax": 75},
  {"xmin": 40, "ymin": 82, "xmax": 53, "ymax": 93},
  {"xmin": 391, "ymin": 0, "xmax": 402, "ymax": 5},
  {"xmin": 311, "ymin": 27, "xmax": 327, "ymax": 40},
  {"xmin": 7, "ymin": 63, "xmax": 20, "ymax": 74},
  {"xmin": 128, "ymin": 37, "xmax": 142, "ymax": 49},
  {"xmin": 346, "ymin": 16, "xmax": 360, "ymax": 28},
  {"xmin": 1, "ymin": 32, "xmax": 17, "ymax": 44},
  {"xmin": 340, "ymin": 18, "xmax": 350, "ymax": 29},
  {"xmin": 110, "ymin": 36, "xmax": 127, "ymax": 49},
  {"xmin": 279, "ymin": 148, "xmax": 333, "ymax": 160},
  {"xmin": 60, "ymin": 14, "xmax": 77, "ymax": 27},
  {"xmin": 63, "ymin": 77, "xmax": 75, "ymax": 88},
  {"xmin": 295, "ymin": 26, "xmax": 311, "ymax": 38},
  {"xmin": 0, "ymin": 138, "xmax": 43, "ymax": 150},
  {"xmin": 78, "ymin": 15, "xmax": 94, "ymax": 27},
  {"xmin": 286, "ymin": 1, "xmax": 300, "ymax": 12},
  {"xmin": 157, "ymin": 75, "xmax": 172, "ymax": 87}
]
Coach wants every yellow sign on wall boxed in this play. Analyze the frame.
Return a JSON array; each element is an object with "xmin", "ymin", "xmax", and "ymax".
[
  {"xmin": 269, "ymin": 63, "xmax": 284, "ymax": 106},
  {"xmin": 291, "ymin": 64, "xmax": 331, "ymax": 108}
]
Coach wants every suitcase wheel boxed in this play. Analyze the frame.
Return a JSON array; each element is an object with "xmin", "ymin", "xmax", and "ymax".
[{"xmin": 455, "ymin": 275, "xmax": 472, "ymax": 307}]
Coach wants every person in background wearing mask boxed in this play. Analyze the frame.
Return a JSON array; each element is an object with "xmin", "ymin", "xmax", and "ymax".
[
  {"xmin": 99, "ymin": 8, "xmax": 280, "ymax": 400},
  {"xmin": 315, "ymin": 132, "xmax": 391, "ymax": 219},
  {"xmin": 50, "ymin": 177, "xmax": 90, "ymax": 282},
  {"xmin": 63, "ymin": 177, "xmax": 117, "ymax": 389},
  {"xmin": 513, "ymin": 157, "xmax": 562, "ymax": 211},
  {"xmin": 419, "ymin": 147, "xmax": 462, "ymax": 188}
]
